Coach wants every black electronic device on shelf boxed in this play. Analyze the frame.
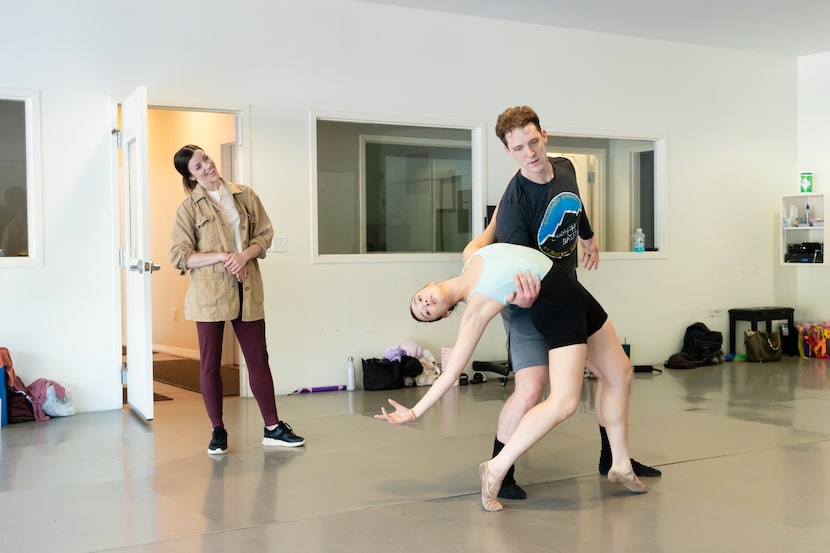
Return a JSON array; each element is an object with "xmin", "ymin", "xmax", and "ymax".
[{"xmin": 785, "ymin": 242, "xmax": 824, "ymax": 263}]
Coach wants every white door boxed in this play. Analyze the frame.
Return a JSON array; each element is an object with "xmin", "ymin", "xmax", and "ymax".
[{"xmin": 120, "ymin": 86, "xmax": 156, "ymax": 420}]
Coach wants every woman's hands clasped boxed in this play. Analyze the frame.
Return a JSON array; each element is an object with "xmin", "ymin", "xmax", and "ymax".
[
  {"xmin": 223, "ymin": 252, "xmax": 247, "ymax": 282},
  {"xmin": 374, "ymin": 398, "xmax": 416, "ymax": 424}
]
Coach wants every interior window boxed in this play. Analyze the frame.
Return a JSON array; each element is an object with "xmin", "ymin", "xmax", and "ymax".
[
  {"xmin": 0, "ymin": 90, "xmax": 41, "ymax": 266},
  {"xmin": 314, "ymin": 117, "xmax": 482, "ymax": 261},
  {"xmin": 547, "ymin": 133, "xmax": 665, "ymax": 254}
]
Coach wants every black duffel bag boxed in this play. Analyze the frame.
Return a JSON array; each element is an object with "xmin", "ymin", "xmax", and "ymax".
[{"xmin": 361, "ymin": 358, "xmax": 404, "ymax": 390}]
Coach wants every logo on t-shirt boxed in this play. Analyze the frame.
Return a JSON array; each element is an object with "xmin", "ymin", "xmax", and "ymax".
[{"xmin": 538, "ymin": 192, "xmax": 582, "ymax": 259}]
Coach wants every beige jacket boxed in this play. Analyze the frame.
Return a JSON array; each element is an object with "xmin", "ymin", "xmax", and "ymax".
[{"xmin": 169, "ymin": 182, "xmax": 274, "ymax": 322}]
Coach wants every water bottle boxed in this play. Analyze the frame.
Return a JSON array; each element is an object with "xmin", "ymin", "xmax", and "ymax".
[
  {"xmin": 806, "ymin": 202, "xmax": 811, "ymax": 226},
  {"xmin": 346, "ymin": 356, "xmax": 356, "ymax": 391},
  {"xmin": 633, "ymin": 228, "xmax": 645, "ymax": 252}
]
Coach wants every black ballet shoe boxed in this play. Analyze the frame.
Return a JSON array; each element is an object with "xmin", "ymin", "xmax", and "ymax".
[
  {"xmin": 599, "ymin": 457, "xmax": 662, "ymax": 477},
  {"xmin": 631, "ymin": 458, "xmax": 662, "ymax": 477},
  {"xmin": 497, "ymin": 481, "xmax": 527, "ymax": 500}
]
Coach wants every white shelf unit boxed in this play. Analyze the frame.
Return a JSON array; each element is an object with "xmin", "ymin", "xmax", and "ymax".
[{"xmin": 780, "ymin": 193, "xmax": 825, "ymax": 265}]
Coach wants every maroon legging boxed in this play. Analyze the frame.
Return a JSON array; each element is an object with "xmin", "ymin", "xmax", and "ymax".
[{"xmin": 196, "ymin": 316, "xmax": 279, "ymax": 429}]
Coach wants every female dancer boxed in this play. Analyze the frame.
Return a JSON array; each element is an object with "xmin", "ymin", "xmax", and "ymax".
[{"xmin": 375, "ymin": 242, "xmax": 644, "ymax": 510}]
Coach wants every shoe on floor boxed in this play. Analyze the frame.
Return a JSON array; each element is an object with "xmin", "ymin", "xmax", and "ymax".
[
  {"xmin": 262, "ymin": 421, "xmax": 305, "ymax": 447},
  {"xmin": 599, "ymin": 457, "xmax": 662, "ymax": 477},
  {"xmin": 479, "ymin": 461, "xmax": 504, "ymax": 512},
  {"xmin": 497, "ymin": 481, "xmax": 527, "ymax": 500},
  {"xmin": 607, "ymin": 469, "xmax": 647, "ymax": 494},
  {"xmin": 207, "ymin": 426, "xmax": 228, "ymax": 455}
]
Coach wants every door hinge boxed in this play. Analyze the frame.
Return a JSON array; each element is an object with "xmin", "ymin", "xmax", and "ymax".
[{"xmin": 111, "ymin": 128, "xmax": 122, "ymax": 149}]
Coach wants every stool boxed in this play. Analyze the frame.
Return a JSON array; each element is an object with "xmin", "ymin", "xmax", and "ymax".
[
  {"xmin": 728, "ymin": 307, "xmax": 795, "ymax": 355},
  {"xmin": 472, "ymin": 360, "xmax": 511, "ymax": 386}
]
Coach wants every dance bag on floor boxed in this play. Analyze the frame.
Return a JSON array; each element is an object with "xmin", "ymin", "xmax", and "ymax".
[
  {"xmin": 744, "ymin": 329, "xmax": 782, "ymax": 362},
  {"xmin": 361, "ymin": 358, "xmax": 404, "ymax": 390},
  {"xmin": 681, "ymin": 322, "xmax": 723, "ymax": 365}
]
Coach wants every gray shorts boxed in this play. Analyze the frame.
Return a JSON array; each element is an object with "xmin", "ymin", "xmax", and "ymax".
[{"xmin": 501, "ymin": 305, "xmax": 549, "ymax": 371}]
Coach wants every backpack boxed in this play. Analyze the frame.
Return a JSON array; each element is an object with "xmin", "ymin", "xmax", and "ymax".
[
  {"xmin": 681, "ymin": 322, "xmax": 724, "ymax": 365},
  {"xmin": 2, "ymin": 347, "xmax": 36, "ymax": 423},
  {"xmin": 361, "ymin": 358, "xmax": 404, "ymax": 391}
]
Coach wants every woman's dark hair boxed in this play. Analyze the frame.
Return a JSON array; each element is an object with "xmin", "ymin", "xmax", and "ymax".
[{"xmin": 173, "ymin": 144, "xmax": 203, "ymax": 195}]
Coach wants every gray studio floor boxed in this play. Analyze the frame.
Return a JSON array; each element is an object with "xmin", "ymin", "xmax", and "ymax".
[{"xmin": 2, "ymin": 355, "xmax": 830, "ymax": 553}]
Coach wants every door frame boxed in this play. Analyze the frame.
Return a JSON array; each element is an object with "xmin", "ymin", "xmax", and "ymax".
[
  {"xmin": 109, "ymin": 94, "xmax": 252, "ymax": 412},
  {"xmin": 114, "ymin": 85, "xmax": 155, "ymax": 420}
]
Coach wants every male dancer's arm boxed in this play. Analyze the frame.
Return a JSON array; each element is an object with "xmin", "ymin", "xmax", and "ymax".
[{"xmin": 462, "ymin": 202, "xmax": 539, "ymax": 307}]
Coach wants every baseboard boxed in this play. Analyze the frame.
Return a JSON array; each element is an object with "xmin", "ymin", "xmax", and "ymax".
[{"xmin": 152, "ymin": 344, "xmax": 199, "ymax": 360}]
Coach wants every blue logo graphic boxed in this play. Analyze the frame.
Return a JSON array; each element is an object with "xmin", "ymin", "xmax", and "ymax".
[{"xmin": 538, "ymin": 192, "xmax": 582, "ymax": 259}]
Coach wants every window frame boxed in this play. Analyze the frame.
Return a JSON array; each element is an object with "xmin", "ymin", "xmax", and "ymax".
[
  {"xmin": 0, "ymin": 88, "xmax": 43, "ymax": 267},
  {"xmin": 311, "ymin": 111, "xmax": 486, "ymax": 264},
  {"xmin": 545, "ymin": 128, "xmax": 668, "ymax": 259}
]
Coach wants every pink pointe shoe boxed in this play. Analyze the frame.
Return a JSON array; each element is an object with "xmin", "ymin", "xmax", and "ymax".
[
  {"xmin": 479, "ymin": 461, "xmax": 504, "ymax": 512},
  {"xmin": 608, "ymin": 469, "xmax": 648, "ymax": 494}
]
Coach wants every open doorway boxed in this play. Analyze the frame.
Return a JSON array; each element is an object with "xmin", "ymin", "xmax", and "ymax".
[
  {"xmin": 146, "ymin": 108, "xmax": 239, "ymax": 367},
  {"xmin": 120, "ymin": 107, "xmax": 242, "ymax": 402}
]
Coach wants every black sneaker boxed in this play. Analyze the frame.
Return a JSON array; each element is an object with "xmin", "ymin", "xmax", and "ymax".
[
  {"xmin": 207, "ymin": 426, "xmax": 228, "ymax": 455},
  {"xmin": 262, "ymin": 421, "xmax": 305, "ymax": 447}
]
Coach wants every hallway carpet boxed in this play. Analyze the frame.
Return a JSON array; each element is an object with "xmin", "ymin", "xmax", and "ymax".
[{"xmin": 153, "ymin": 358, "xmax": 240, "ymax": 396}]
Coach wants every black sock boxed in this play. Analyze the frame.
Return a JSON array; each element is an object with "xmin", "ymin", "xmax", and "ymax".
[
  {"xmin": 597, "ymin": 426, "xmax": 661, "ymax": 477},
  {"xmin": 492, "ymin": 437, "xmax": 516, "ymax": 486},
  {"xmin": 492, "ymin": 436, "xmax": 505, "ymax": 457},
  {"xmin": 599, "ymin": 426, "xmax": 611, "ymax": 461}
]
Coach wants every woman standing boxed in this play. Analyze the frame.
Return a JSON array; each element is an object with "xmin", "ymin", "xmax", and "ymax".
[{"xmin": 169, "ymin": 144, "xmax": 304, "ymax": 455}]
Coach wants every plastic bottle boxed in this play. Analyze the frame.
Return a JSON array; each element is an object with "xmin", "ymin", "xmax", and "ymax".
[
  {"xmin": 805, "ymin": 202, "xmax": 811, "ymax": 226},
  {"xmin": 633, "ymin": 228, "xmax": 645, "ymax": 252},
  {"xmin": 346, "ymin": 356, "xmax": 356, "ymax": 391}
]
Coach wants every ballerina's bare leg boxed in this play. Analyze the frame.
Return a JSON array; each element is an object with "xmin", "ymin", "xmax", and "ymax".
[{"xmin": 479, "ymin": 320, "xmax": 645, "ymax": 511}]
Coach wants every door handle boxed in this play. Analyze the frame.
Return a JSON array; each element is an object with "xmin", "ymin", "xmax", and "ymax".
[
  {"xmin": 128, "ymin": 259, "xmax": 145, "ymax": 274},
  {"xmin": 127, "ymin": 260, "xmax": 160, "ymax": 274}
]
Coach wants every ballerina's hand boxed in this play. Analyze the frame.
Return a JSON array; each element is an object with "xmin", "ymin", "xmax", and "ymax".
[{"xmin": 374, "ymin": 398, "xmax": 416, "ymax": 424}]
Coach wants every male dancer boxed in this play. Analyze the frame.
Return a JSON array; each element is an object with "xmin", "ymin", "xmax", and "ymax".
[{"xmin": 464, "ymin": 106, "xmax": 661, "ymax": 499}]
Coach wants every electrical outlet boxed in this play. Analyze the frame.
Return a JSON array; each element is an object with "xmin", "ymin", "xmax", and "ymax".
[{"xmin": 272, "ymin": 237, "xmax": 287, "ymax": 253}]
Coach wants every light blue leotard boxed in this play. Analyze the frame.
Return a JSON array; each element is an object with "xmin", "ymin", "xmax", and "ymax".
[{"xmin": 464, "ymin": 243, "xmax": 552, "ymax": 305}]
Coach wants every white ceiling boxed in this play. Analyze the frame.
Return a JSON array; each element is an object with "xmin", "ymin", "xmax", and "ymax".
[{"xmin": 362, "ymin": 0, "xmax": 830, "ymax": 57}]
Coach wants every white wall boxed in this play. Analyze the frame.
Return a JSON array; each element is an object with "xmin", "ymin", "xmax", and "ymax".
[
  {"xmin": 0, "ymin": 0, "xmax": 804, "ymax": 412},
  {"xmin": 797, "ymin": 52, "xmax": 830, "ymax": 322}
]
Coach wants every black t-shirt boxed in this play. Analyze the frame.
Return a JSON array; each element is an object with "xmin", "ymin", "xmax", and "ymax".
[{"xmin": 495, "ymin": 157, "xmax": 593, "ymax": 276}]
